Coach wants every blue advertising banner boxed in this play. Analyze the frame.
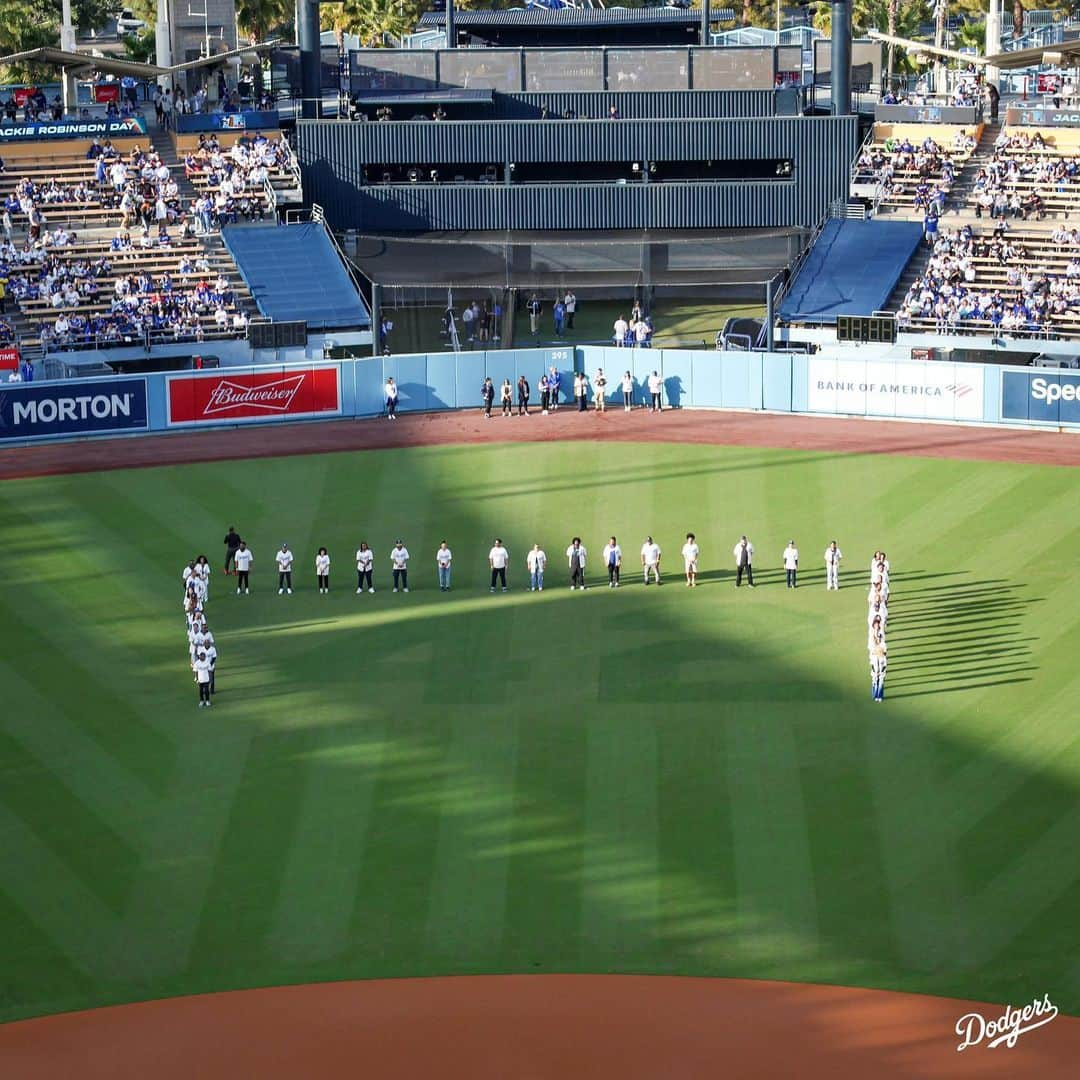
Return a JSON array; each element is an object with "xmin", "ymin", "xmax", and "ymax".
[
  {"xmin": 1001, "ymin": 368, "xmax": 1080, "ymax": 426},
  {"xmin": 176, "ymin": 111, "xmax": 280, "ymax": 134},
  {"xmin": 0, "ymin": 116, "xmax": 147, "ymax": 142},
  {"xmin": 0, "ymin": 378, "xmax": 148, "ymax": 441}
]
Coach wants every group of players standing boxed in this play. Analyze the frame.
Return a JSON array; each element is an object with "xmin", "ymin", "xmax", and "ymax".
[
  {"xmin": 182, "ymin": 555, "xmax": 217, "ymax": 707},
  {"xmin": 867, "ymin": 551, "xmax": 891, "ymax": 702}
]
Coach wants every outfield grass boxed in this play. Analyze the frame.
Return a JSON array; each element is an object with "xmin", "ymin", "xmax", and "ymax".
[
  {"xmin": 1, "ymin": 441, "xmax": 1079, "ymax": 1022},
  {"xmin": 384, "ymin": 299, "xmax": 764, "ymax": 355}
]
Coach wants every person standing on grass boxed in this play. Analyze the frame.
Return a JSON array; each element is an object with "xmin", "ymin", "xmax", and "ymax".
[
  {"xmin": 733, "ymin": 535, "xmax": 754, "ymax": 588},
  {"xmin": 553, "ymin": 298, "xmax": 566, "ymax": 337},
  {"xmin": 482, "ymin": 376, "xmax": 495, "ymax": 419},
  {"xmin": 234, "ymin": 541, "xmax": 253, "ymax": 594},
  {"xmin": 204, "ymin": 638, "xmax": 217, "ymax": 696},
  {"xmin": 564, "ymin": 289, "xmax": 577, "ymax": 329},
  {"xmin": 517, "ymin": 374, "xmax": 531, "ymax": 416},
  {"xmin": 194, "ymin": 651, "xmax": 212, "ymax": 707},
  {"xmin": 682, "ymin": 533, "xmax": 700, "ymax": 588},
  {"xmin": 223, "ymin": 525, "xmax": 241, "ymax": 575},
  {"xmin": 824, "ymin": 540, "xmax": 842, "ymax": 590},
  {"xmin": 870, "ymin": 639, "xmax": 887, "ymax": 702},
  {"xmin": 782, "ymin": 540, "xmax": 799, "ymax": 589},
  {"xmin": 391, "ymin": 540, "xmax": 410, "ymax": 593},
  {"xmin": 385, "ymin": 377, "xmax": 399, "ymax": 419},
  {"xmin": 436, "ymin": 541, "xmax": 453, "ymax": 591},
  {"xmin": 594, "ymin": 368, "xmax": 607, "ymax": 412},
  {"xmin": 621, "ymin": 370, "xmax": 634, "ymax": 412},
  {"xmin": 195, "ymin": 555, "xmax": 211, "ymax": 602},
  {"xmin": 539, "ymin": 372, "xmax": 550, "ymax": 414},
  {"xmin": 549, "ymin": 366, "xmax": 562, "ymax": 410},
  {"xmin": 527, "ymin": 542, "xmax": 546, "ymax": 591},
  {"xmin": 528, "ymin": 293, "xmax": 541, "ymax": 334},
  {"xmin": 276, "ymin": 543, "xmax": 294, "ymax": 595},
  {"xmin": 614, "ymin": 314, "xmax": 628, "ymax": 346},
  {"xmin": 316, "ymin": 547, "xmax": 331, "ymax": 594},
  {"xmin": 489, "ymin": 538, "xmax": 509, "ymax": 592},
  {"xmin": 356, "ymin": 541, "xmax": 374, "ymax": 593},
  {"xmin": 641, "ymin": 536, "xmax": 662, "ymax": 585},
  {"xmin": 602, "ymin": 536, "xmax": 622, "ymax": 587},
  {"xmin": 501, "ymin": 378, "xmax": 513, "ymax": 417},
  {"xmin": 566, "ymin": 537, "xmax": 587, "ymax": 590}
]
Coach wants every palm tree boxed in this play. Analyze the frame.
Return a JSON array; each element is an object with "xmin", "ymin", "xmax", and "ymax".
[
  {"xmin": 887, "ymin": 0, "xmax": 899, "ymax": 86},
  {"xmin": 236, "ymin": 0, "xmax": 292, "ymax": 93}
]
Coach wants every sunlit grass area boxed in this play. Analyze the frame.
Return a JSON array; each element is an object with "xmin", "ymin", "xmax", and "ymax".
[{"xmin": 1, "ymin": 441, "xmax": 1078, "ymax": 1021}]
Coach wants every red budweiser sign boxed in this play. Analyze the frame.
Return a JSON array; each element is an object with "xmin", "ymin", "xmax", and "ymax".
[{"xmin": 168, "ymin": 366, "xmax": 341, "ymax": 426}]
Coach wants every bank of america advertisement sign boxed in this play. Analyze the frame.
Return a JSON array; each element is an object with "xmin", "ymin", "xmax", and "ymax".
[
  {"xmin": 1001, "ymin": 369, "xmax": 1080, "ymax": 426},
  {"xmin": 807, "ymin": 357, "xmax": 985, "ymax": 421}
]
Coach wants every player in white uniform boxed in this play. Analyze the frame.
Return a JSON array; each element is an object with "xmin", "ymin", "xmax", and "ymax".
[
  {"xmin": 640, "ymin": 536, "xmax": 662, "ymax": 585},
  {"xmin": 782, "ymin": 540, "xmax": 799, "ymax": 588},
  {"xmin": 276, "ymin": 544, "xmax": 294, "ymax": 594},
  {"xmin": 436, "ymin": 541, "xmax": 453, "ymax": 591},
  {"xmin": 526, "ymin": 543, "xmax": 546, "ymax": 591},
  {"xmin": 203, "ymin": 639, "xmax": 217, "ymax": 696},
  {"xmin": 824, "ymin": 541, "xmax": 842, "ymax": 590},
  {"xmin": 602, "ymin": 537, "xmax": 622, "ymax": 587},
  {"xmin": 356, "ymin": 542, "xmax": 374, "ymax": 593},
  {"xmin": 194, "ymin": 651, "xmax": 212, "ymax": 707},
  {"xmin": 316, "ymin": 547, "xmax": 331, "ymax": 593},
  {"xmin": 489, "ymin": 539, "xmax": 510, "ymax": 592},
  {"xmin": 390, "ymin": 541, "xmax": 410, "ymax": 592},
  {"xmin": 195, "ymin": 555, "xmax": 211, "ymax": 602},
  {"xmin": 681, "ymin": 533, "xmax": 700, "ymax": 587}
]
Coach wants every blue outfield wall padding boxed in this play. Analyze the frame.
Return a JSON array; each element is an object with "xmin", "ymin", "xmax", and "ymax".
[
  {"xmin": 222, "ymin": 222, "xmax": 371, "ymax": 331},
  {"xmin": 778, "ymin": 218, "xmax": 924, "ymax": 325}
]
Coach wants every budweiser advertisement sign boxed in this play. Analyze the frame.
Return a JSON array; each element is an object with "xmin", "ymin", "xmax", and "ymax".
[{"xmin": 167, "ymin": 366, "xmax": 341, "ymax": 426}]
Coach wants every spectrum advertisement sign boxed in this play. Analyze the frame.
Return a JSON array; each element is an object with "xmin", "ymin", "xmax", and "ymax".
[
  {"xmin": 1001, "ymin": 369, "xmax": 1080, "ymax": 426},
  {"xmin": 807, "ymin": 357, "xmax": 985, "ymax": 421},
  {"xmin": 0, "ymin": 378, "xmax": 148, "ymax": 441},
  {"xmin": 166, "ymin": 365, "xmax": 342, "ymax": 427}
]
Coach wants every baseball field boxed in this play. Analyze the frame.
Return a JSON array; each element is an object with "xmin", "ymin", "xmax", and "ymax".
[{"xmin": 2, "ymin": 408, "xmax": 1079, "ymax": 1057}]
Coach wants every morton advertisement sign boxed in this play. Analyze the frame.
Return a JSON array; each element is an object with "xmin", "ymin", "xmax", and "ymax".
[
  {"xmin": 807, "ymin": 357, "xmax": 985, "ymax": 421},
  {"xmin": 166, "ymin": 366, "xmax": 342, "ymax": 427},
  {"xmin": 0, "ymin": 378, "xmax": 148, "ymax": 441}
]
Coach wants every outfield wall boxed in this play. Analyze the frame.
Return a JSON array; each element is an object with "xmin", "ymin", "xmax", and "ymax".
[{"xmin": 2, "ymin": 349, "xmax": 1078, "ymax": 444}]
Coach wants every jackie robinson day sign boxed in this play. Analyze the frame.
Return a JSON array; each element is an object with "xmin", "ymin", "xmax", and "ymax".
[
  {"xmin": 807, "ymin": 357, "xmax": 985, "ymax": 421},
  {"xmin": 166, "ymin": 366, "xmax": 342, "ymax": 426}
]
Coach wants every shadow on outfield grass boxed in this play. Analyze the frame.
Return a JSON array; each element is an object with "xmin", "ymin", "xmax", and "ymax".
[{"xmin": 887, "ymin": 579, "xmax": 1039, "ymax": 699}]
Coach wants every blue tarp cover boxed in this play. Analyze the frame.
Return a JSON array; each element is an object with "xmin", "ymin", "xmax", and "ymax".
[
  {"xmin": 778, "ymin": 218, "xmax": 923, "ymax": 325},
  {"xmin": 223, "ymin": 222, "xmax": 371, "ymax": 331}
]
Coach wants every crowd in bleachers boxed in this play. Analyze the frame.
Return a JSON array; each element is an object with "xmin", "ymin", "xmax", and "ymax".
[
  {"xmin": 897, "ymin": 222, "xmax": 1080, "ymax": 333},
  {"xmin": 184, "ymin": 133, "xmax": 293, "ymax": 226},
  {"xmin": 862, "ymin": 130, "xmax": 975, "ymax": 214}
]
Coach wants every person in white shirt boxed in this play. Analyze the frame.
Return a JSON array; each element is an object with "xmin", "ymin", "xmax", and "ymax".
[
  {"xmin": 194, "ymin": 651, "xmax": 212, "ymax": 707},
  {"xmin": 488, "ymin": 538, "xmax": 509, "ymax": 592},
  {"xmin": 182, "ymin": 559, "xmax": 197, "ymax": 593},
  {"xmin": 188, "ymin": 621, "xmax": 206, "ymax": 664},
  {"xmin": 356, "ymin": 541, "xmax": 374, "ymax": 593},
  {"xmin": 526, "ymin": 543, "xmax": 546, "ymax": 591},
  {"xmin": 195, "ymin": 555, "xmax": 211, "ymax": 601},
  {"xmin": 276, "ymin": 544, "xmax": 294, "ymax": 594},
  {"xmin": 602, "ymin": 536, "xmax": 622, "ymax": 587},
  {"xmin": 613, "ymin": 315, "xmax": 629, "ymax": 345},
  {"xmin": 621, "ymin": 370, "xmax": 634, "ymax": 411},
  {"xmin": 203, "ymin": 640, "xmax": 218, "ymax": 696},
  {"xmin": 566, "ymin": 537, "xmax": 587, "ymax": 590},
  {"xmin": 824, "ymin": 540, "xmax": 842, "ymax": 591},
  {"xmin": 871, "ymin": 560, "xmax": 890, "ymax": 600},
  {"xmin": 316, "ymin": 547, "xmax": 331, "ymax": 594},
  {"xmin": 733, "ymin": 535, "xmax": 754, "ymax": 587},
  {"xmin": 681, "ymin": 532, "xmax": 700, "ymax": 587},
  {"xmin": 870, "ymin": 551, "xmax": 891, "ymax": 579},
  {"xmin": 385, "ymin": 377, "xmax": 399, "ymax": 419},
  {"xmin": 870, "ymin": 638, "xmax": 887, "ymax": 702},
  {"xmin": 7, "ymin": 367, "xmax": 22, "ymax": 382},
  {"xmin": 234, "ymin": 542, "xmax": 253, "ymax": 594},
  {"xmin": 640, "ymin": 536, "xmax": 662, "ymax": 585},
  {"xmin": 647, "ymin": 371, "xmax": 663, "ymax": 412},
  {"xmin": 436, "ymin": 541, "xmax": 453, "ymax": 591},
  {"xmin": 868, "ymin": 596, "xmax": 888, "ymax": 629},
  {"xmin": 390, "ymin": 540, "xmax": 410, "ymax": 592},
  {"xmin": 782, "ymin": 540, "xmax": 799, "ymax": 589}
]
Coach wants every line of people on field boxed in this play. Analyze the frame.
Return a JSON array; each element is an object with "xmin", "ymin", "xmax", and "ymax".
[
  {"xmin": 182, "ymin": 556, "xmax": 217, "ymax": 708},
  {"xmin": 867, "ymin": 550, "xmax": 891, "ymax": 702}
]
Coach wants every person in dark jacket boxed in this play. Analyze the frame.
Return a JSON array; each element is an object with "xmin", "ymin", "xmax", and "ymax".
[
  {"xmin": 517, "ymin": 374, "xmax": 530, "ymax": 416},
  {"xmin": 223, "ymin": 526, "xmax": 241, "ymax": 575},
  {"xmin": 481, "ymin": 376, "xmax": 495, "ymax": 419}
]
